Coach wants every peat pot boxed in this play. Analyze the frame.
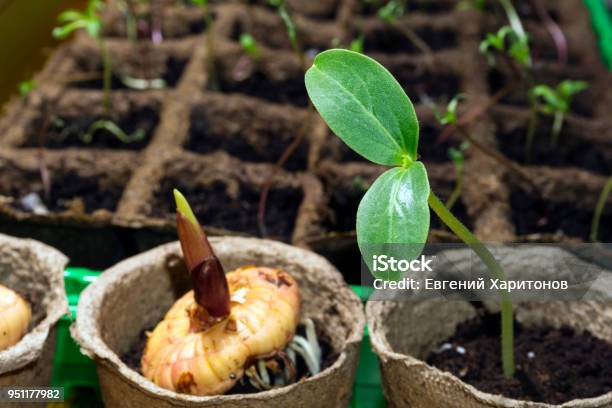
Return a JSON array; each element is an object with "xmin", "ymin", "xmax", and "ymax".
[
  {"xmin": 73, "ymin": 237, "xmax": 365, "ymax": 408},
  {"xmin": 367, "ymin": 299, "xmax": 612, "ymax": 408},
  {"xmin": 0, "ymin": 233, "xmax": 68, "ymax": 398}
]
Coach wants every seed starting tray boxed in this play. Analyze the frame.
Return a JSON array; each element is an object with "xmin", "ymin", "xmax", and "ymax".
[{"xmin": 0, "ymin": 0, "xmax": 610, "ymax": 280}]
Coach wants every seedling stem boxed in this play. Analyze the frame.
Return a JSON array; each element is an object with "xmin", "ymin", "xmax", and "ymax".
[{"xmin": 590, "ymin": 176, "xmax": 612, "ymax": 242}]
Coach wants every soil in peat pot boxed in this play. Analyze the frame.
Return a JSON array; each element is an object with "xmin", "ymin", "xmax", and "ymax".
[
  {"xmin": 153, "ymin": 180, "xmax": 303, "ymax": 242},
  {"xmin": 427, "ymin": 311, "xmax": 612, "ymax": 404},
  {"xmin": 71, "ymin": 57, "xmax": 188, "ymax": 90},
  {"xmin": 22, "ymin": 107, "xmax": 159, "ymax": 150},
  {"xmin": 185, "ymin": 106, "xmax": 309, "ymax": 171},
  {"xmin": 510, "ymin": 190, "xmax": 612, "ymax": 242},
  {"xmin": 12, "ymin": 171, "xmax": 123, "ymax": 214},
  {"xmin": 122, "ymin": 324, "xmax": 337, "ymax": 395},
  {"xmin": 360, "ymin": 0, "xmax": 456, "ymax": 16},
  {"xmin": 495, "ymin": 125, "xmax": 611, "ymax": 175},
  {"xmin": 363, "ymin": 25, "xmax": 458, "ymax": 54},
  {"xmin": 215, "ymin": 69, "xmax": 309, "ymax": 108}
]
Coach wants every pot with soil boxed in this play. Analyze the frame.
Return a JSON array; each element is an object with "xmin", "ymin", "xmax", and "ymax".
[
  {"xmin": 72, "ymin": 192, "xmax": 364, "ymax": 407},
  {"xmin": 367, "ymin": 297, "xmax": 612, "ymax": 407},
  {"xmin": 0, "ymin": 233, "xmax": 68, "ymax": 394}
]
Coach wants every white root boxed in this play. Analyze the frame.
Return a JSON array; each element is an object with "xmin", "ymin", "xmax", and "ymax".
[{"xmin": 249, "ymin": 318, "xmax": 323, "ymax": 389}]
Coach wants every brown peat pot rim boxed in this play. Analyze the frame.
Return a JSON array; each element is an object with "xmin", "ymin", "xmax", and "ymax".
[
  {"xmin": 367, "ymin": 299, "xmax": 612, "ymax": 408},
  {"xmin": 0, "ymin": 233, "xmax": 68, "ymax": 376},
  {"xmin": 73, "ymin": 237, "xmax": 364, "ymax": 405}
]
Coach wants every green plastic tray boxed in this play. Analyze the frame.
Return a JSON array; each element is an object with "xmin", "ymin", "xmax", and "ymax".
[
  {"xmin": 52, "ymin": 268, "xmax": 385, "ymax": 407},
  {"xmin": 584, "ymin": 0, "xmax": 612, "ymax": 69}
]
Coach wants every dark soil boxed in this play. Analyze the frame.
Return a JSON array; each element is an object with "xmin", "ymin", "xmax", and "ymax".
[
  {"xmin": 390, "ymin": 67, "xmax": 461, "ymax": 104},
  {"xmin": 364, "ymin": 26, "xmax": 458, "ymax": 54},
  {"xmin": 15, "ymin": 171, "xmax": 123, "ymax": 213},
  {"xmin": 185, "ymin": 106, "xmax": 308, "ymax": 171},
  {"xmin": 417, "ymin": 123, "xmax": 460, "ymax": 164},
  {"xmin": 495, "ymin": 123, "xmax": 611, "ymax": 175},
  {"xmin": 427, "ymin": 311, "xmax": 612, "ymax": 404},
  {"xmin": 216, "ymin": 68, "xmax": 309, "ymax": 107},
  {"xmin": 360, "ymin": 0, "xmax": 456, "ymax": 16},
  {"xmin": 71, "ymin": 56, "xmax": 188, "ymax": 90},
  {"xmin": 154, "ymin": 180, "xmax": 302, "ymax": 241},
  {"xmin": 510, "ymin": 190, "xmax": 612, "ymax": 242},
  {"xmin": 23, "ymin": 107, "xmax": 159, "ymax": 150},
  {"xmin": 326, "ymin": 185, "xmax": 365, "ymax": 233},
  {"xmin": 122, "ymin": 321, "xmax": 336, "ymax": 394}
]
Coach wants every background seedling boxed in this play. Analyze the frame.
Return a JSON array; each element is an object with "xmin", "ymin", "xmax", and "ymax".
[
  {"xmin": 258, "ymin": 0, "xmax": 314, "ymax": 237},
  {"xmin": 446, "ymin": 142, "xmax": 470, "ymax": 211},
  {"xmin": 191, "ymin": 0, "xmax": 217, "ymax": 89},
  {"xmin": 528, "ymin": 80, "xmax": 589, "ymax": 148},
  {"xmin": 306, "ymin": 49, "xmax": 515, "ymax": 378},
  {"xmin": 240, "ymin": 33, "xmax": 260, "ymax": 60},
  {"xmin": 267, "ymin": 0, "xmax": 305, "ymax": 69},
  {"xmin": 432, "ymin": 95, "xmax": 470, "ymax": 210},
  {"xmin": 80, "ymin": 119, "xmax": 146, "ymax": 144},
  {"xmin": 53, "ymin": 0, "xmax": 111, "ymax": 115},
  {"xmin": 590, "ymin": 176, "xmax": 612, "ymax": 242},
  {"xmin": 480, "ymin": 25, "xmax": 530, "ymax": 69},
  {"xmin": 373, "ymin": 0, "xmax": 433, "ymax": 62},
  {"xmin": 349, "ymin": 34, "xmax": 365, "ymax": 54},
  {"xmin": 433, "ymin": 94, "xmax": 538, "ymax": 193},
  {"xmin": 18, "ymin": 79, "xmax": 37, "ymax": 100}
]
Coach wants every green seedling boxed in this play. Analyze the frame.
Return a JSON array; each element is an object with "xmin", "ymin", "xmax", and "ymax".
[
  {"xmin": 267, "ymin": 0, "xmax": 304, "ymax": 69},
  {"xmin": 306, "ymin": 49, "xmax": 515, "ymax": 379},
  {"xmin": 258, "ymin": 0, "xmax": 314, "ymax": 236},
  {"xmin": 377, "ymin": 0, "xmax": 405, "ymax": 22},
  {"xmin": 446, "ymin": 141, "xmax": 470, "ymax": 211},
  {"xmin": 480, "ymin": 25, "xmax": 530, "ymax": 68},
  {"xmin": 433, "ymin": 95, "xmax": 469, "ymax": 211},
  {"xmin": 590, "ymin": 176, "xmax": 612, "ymax": 242},
  {"xmin": 372, "ymin": 0, "xmax": 432, "ymax": 59},
  {"xmin": 53, "ymin": 0, "xmax": 111, "ymax": 115},
  {"xmin": 80, "ymin": 120, "xmax": 146, "ymax": 144},
  {"xmin": 191, "ymin": 0, "xmax": 217, "ymax": 89},
  {"xmin": 528, "ymin": 80, "xmax": 589, "ymax": 149},
  {"xmin": 349, "ymin": 34, "xmax": 365, "ymax": 54},
  {"xmin": 240, "ymin": 33, "xmax": 260, "ymax": 60},
  {"xmin": 352, "ymin": 176, "xmax": 370, "ymax": 193},
  {"xmin": 434, "ymin": 94, "xmax": 464, "ymax": 127},
  {"xmin": 18, "ymin": 80, "xmax": 37, "ymax": 100}
]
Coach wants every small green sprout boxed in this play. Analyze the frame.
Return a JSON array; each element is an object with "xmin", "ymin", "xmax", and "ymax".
[
  {"xmin": 377, "ymin": 0, "xmax": 405, "ymax": 22},
  {"xmin": 80, "ymin": 120, "xmax": 146, "ymax": 144},
  {"xmin": 480, "ymin": 26, "xmax": 530, "ymax": 68},
  {"xmin": 433, "ymin": 95, "xmax": 469, "ymax": 210},
  {"xmin": 18, "ymin": 80, "xmax": 37, "ymax": 100},
  {"xmin": 434, "ymin": 94, "xmax": 465, "ymax": 126},
  {"xmin": 446, "ymin": 141, "xmax": 470, "ymax": 211},
  {"xmin": 371, "ymin": 0, "xmax": 432, "ymax": 61},
  {"xmin": 529, "ymin": 80, "xmax": 589, "ymax": 147},
  {"xmin": 349, "ymin": 34, "xmax": 365, "ymax": 54},
  {"xmin": 191, "ymin": 0, "xmax": 217, "ymax": 89},
  {"xmin": 267, "ymin": 0, "xmax": 304, "ymax": 68},
  {"xmin": 306, "ymin": 49, "xmax": 515, "ymax": 379},
  {"xmin": 53, "ymin": 0, "xmax": 112, "ymax": 115},
  {"xmin": 590, "ymin": 176, "xmax": 612, "ymax": 243},
  {"xmin": 240, "ymin": 33, "xmax": 260, "ymax": 59},
  {"xmin": 352, "ymin": 176, "xmax": 370, "ymax": 193}
]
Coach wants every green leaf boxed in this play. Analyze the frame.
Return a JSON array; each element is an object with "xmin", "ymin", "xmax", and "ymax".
[
  {"xmin": 557, "ymin": 80, "xmax": 589, "ymax": 99},
  {"xmin": 57, "ymin": 10, "xmax": 84, "ymax": 23},
  {"xmin": 305, "ymin": 49, "xmax": 419, "ymax": 166},
  {"xmin": 357, "ymin": 164, "xmax": 430, "ymax": 280}
]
